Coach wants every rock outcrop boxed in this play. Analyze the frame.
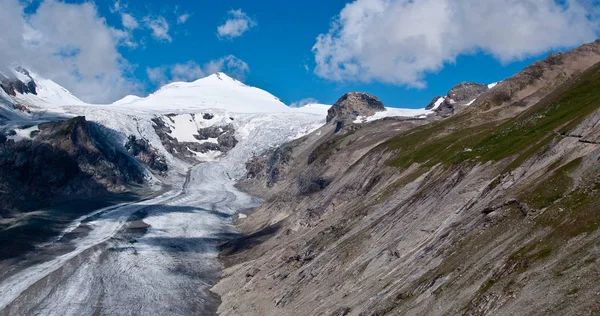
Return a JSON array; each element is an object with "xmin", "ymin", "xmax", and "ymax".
[
  {"xmin": 125, "ymin": 135, "xmax": 168, "ymax": 173},
  {"xmin": 326, "ymin": 92, "xmax": 385, "ymax": 124},
  {"xmin": 426, "ymin": 82, "xmax": 489, "ymax": 117},
  {"xmin": 151, "ymin": 115, "xmax": 238, "ymax": 162},
  {"xmin": 447, "ymin": 82, "xmax": 489, "ymax": 103},
  {"xmin": 0, "ymin": 116, "xmax": 145, "ymax": 212},
  {"xmin": 0, "ymin": 67, "xmax": 37, "ymax": 97}
]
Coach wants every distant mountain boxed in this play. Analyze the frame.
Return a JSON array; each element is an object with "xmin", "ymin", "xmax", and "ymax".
[{"xmin": 111, "ymin": 72, "xmax": 291, "ymax": 113}]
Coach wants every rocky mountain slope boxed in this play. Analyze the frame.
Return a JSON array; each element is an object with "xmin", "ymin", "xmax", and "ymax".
[{"xmin": 213, "ymin": 40, "xmax": 600, "ymax": 316}]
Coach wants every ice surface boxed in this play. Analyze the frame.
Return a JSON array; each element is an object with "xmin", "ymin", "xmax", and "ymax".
[
  {"xmin": 291, "ymin": 103, "xmax": 331, "ymax": 116},
  {"xmin": 0, "ymin": 71, "xmax": 327, "ymax": 315}
]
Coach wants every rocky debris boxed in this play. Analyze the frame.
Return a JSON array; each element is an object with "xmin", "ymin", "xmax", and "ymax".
[
  {"xmin": 193, "ymin": 124, "xmax": 238, "ymax": 152},
  {"xmin": 151, "ymin": 116, "xmax": 238, "ymax": 162},
  {"xmin": 203, "ymin": 113, "xmax": 214, "ymax": 120},
  {"xmin": 425, "ymin": 82, "xmax": 489, "ymax": 117},
  {"xmin": 195, "ymin": 124, "xmax": 235, "ymax": 141},
  {"xmin": 125, "ymin": 135, "xmax": 168, "ymax": 173},
  {"xmin": 245, "ymin": 143, "xmax": 295, "ymax": 187},
  {"xmin": 14, "ymin": 104, "xmax": 30, "ymax": 113},
  {"xmin": 217, "ymin": 131, "xmax": 238, "ymax": 149},
  {"xmin": 326, "ymin": 92, "xmax": 385, "ymax": 123},
  {"xmin": 0, "ymin": 116, "xmax": 145, "ymax": 212},
  {"xmin": 447, "ymin": 82, "xmax": 489, "ymax": 103}
]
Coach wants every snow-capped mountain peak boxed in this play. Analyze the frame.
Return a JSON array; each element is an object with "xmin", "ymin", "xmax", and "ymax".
[
  {"xmin": 0, "ymin": 66, "xmax": 85, "ymax": 111},
  {"xmin": 111, "ymin": 72, "xmax": 290, "ymax": 113}
]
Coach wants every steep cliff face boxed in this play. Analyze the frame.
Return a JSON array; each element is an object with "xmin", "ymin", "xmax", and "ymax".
[
  {"xmin": 0, "ymin": 116, "xmax": 145, "ymax": 212},
  {"xmin": 214, "ymin": 50, "xmax": 600, "ymax": 315}
]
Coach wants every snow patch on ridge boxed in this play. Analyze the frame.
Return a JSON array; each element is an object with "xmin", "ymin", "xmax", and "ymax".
[
  {"xmin": 6, "ymin": 125, "xmax": 39, "ymax": 142},
  {"xmin": 12, "ymin": 71, "xmax": 86, "ymax": 111},
  {"xmin": 291, "ymin": 103, "xmax": 331, "ymax": 117},
  {"xmin": 488, "ymin": 82, "xmax": 500, "ymax": 89},
  {"xmin": 431, "ymin": 97, "xmax": 445, "ymax": 111},
  {"xmin": 354, "ymin": 108, "xmax": 431, "ymax": 124}
]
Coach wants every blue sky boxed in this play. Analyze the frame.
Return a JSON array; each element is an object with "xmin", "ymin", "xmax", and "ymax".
[{"xmin": 4, "ymin": 0, "xmax": 600, "ymax": 107}]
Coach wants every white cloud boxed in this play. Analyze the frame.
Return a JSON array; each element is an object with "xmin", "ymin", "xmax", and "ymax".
[
  {"xmin": 0, "ymin": 0, "xmax": 141, "ymax": 103},
  {"xmin": 290, "ymin": 98, "xmax": 318, "ymax": 108},
  {"xmin": 177, "ymin": 13, "xmax": 190, "ymax": 24},
  {"xmin": 203, "ymin": 55, "xmax": 249, "ymax": 80},
  {"xmin": 121, "ymin": 12, "xmax": 139, "ymax": 30},
  {"xmin": 217, "ymin": 9, "xmax": 256, "ymax": 39},
  {"xmin": 146, "ymin": 55, "xmax": 250, "ymax": 86},
  {"xmin": 144, "ymin": 16, "xmax": 171, "ymax": 42},
  {"xmin": 110, "ymin": 0, "xmax": 123, "ymax": 13},
  {"xmin": 313, "ymin": 0, "xmax": 600, "ymax": 88}
]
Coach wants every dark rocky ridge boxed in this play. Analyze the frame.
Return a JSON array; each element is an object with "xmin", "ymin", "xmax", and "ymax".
[
  {"xmin": 326, "ymin": 92, "xmax": 385, "ymax": 124},
  {"xmin": 472, "ymin": 39, "xmax": 600, "ymax": 112},
  {"xmin": 0, "ymin": 67, "xmax": 37, "ymax": 97},
  {"xmin": 425, "ymin": 96, "xmax": 444, "ymax": 110},
  {"xmin": 425, "ymin": 82, "xmax": 490, "ymax": 117},
  {"xmin": 125, "ymin": 135, "xmax": 168, "ymax": 173},
  {"xmin": 0, "ymin": 116, "xmax": 145, "ymax": 212},
  {"xmin": 447, "ymin": 82, "xmax": 489, "ymax": 102}
]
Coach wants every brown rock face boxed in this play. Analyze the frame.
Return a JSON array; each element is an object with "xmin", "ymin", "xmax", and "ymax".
[
  {"xmin": 473, "ymin": 39, "xmax": 600, "ymax": 111},
  {"xmin": 447, "ymin": 82, "xmax": 489, "ymax": 103},
  {"xmin": 326, "ymin": 92, "xmax": 385, "ymax": 123}
]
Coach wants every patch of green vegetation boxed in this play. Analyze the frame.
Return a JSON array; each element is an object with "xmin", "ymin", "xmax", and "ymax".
[
  {"xmin": 481, "ymin": 279, "xmax": 498, "ymax": 293},
  {"xmin": 584, "ymin": 257, "xmax": 596, "ymax": 264},
  {"xmin": 383, "ymin": 63, "xmax": 600, "ymax": 171},
  {"xmin": 519, "ymin": 157, "xmax": 582, "ymax": 209},
  {"xmin": 568, "ymin": 288, "xmax": 579, "ymax": 295},
  {"xmin": 307, "ymin": 132, "xmax": 352, "ymax": 165},
  {"xmin": 29, "ymin": 129, "xmax": 40, "ymax": 138},
  {"xmin": 546, "ymin": 157, "xmax": 565, "ymax": 173},
  {"xmin": 531, "ymin": 247, "xmax": 554, "ymax": 260},
  {"xmin": 508, "ymin": 242, "xmax": 555, "ymax": 275}
]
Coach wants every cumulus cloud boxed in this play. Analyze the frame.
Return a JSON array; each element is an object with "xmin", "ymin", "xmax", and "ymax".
[
  {"xmin": 313, "ymin": 0, "xmax": 600, "ymax": 88},
  {"xmin": 0, "ymin": 0, "xmax": 141, "ymax": 103},
  {"xmin": 144, "ymin": 16, "xmax": 171, "ymax": 42},
  {"xmin": 177, "ymin": 13, "xmax": 191, "ymax": 24},
  {"xmin": 217, "ymin": 9, "xmax": 256, "ymax": 39},
  {"xmin": 290, "ymin": 98, "xmax": 319, "ymax": 108},
  {"xmin": 121, "ymin": 12, "xmax": 139, "ymax": 30},
  {"xmin": 110, "ymin": 0, "xmax": 123, "ymax": 13},
  {"xmin": 146, "ymin": 55, "xmax": 250, "ymax": 86}
]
